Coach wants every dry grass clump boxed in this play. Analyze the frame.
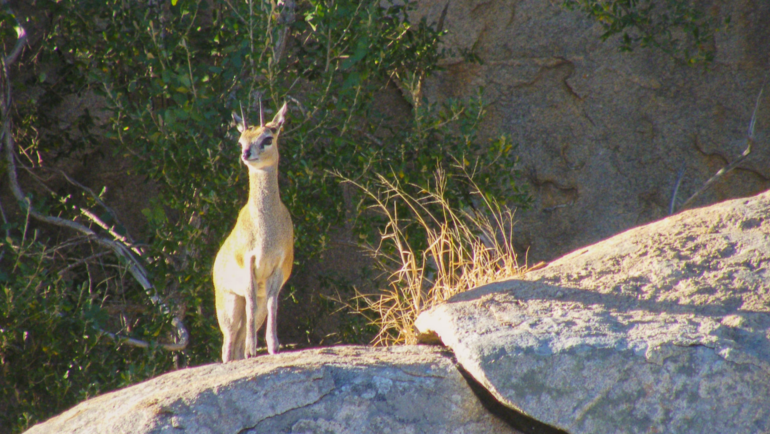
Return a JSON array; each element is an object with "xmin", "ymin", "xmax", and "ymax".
[{"xmin": 344, "ymin": 168, "xmax": 526, "ymax": 346}]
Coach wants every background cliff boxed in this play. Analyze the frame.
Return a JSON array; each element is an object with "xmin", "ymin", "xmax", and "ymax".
[{"xmin": 413, "ymin": 0, "xmax": 769, "ymax": 262}]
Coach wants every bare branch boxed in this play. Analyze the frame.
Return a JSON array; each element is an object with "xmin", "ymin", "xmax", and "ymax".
[
  {"xmin": 273, "ymin": 0, "xmax": 296, "ymax": 64},
  {"xmin": 78, "ymin": 207, "xmax": 143, "ymax": 256},
  {"xmin": 98, "ymin": 317, "xmax": 189, "ymax": 351},
  {"xmin": 668, "ymin": 163, "xmax": 685, "ymax": 215},
  {"xmin": 57, "ymin": 250, "xmax": 112, "ymax": 276},
  {"xmin": 678, "ymin": 139, "xmax": 753, "ymax": 211},
  {"xmin": 47, "ymin": 167, "xmax": 138, "ymax": 247},
  {"xmin": 0, "ymin": 195, "xmax": 9, "ymax": 240},
  {"xmin": 748, "ymin": 80, "xmax": 764, "ymax": 139},
  {"xmin": 222, "ymin": 0, "xmax": 248, "ymax": 25},
  {"xmin": 677, "ymin": 80, "xmax": 766, "ymax": 213},
  {"xmin": 1, "ymin": 1, "xmax": 27, "ymax": 67}
]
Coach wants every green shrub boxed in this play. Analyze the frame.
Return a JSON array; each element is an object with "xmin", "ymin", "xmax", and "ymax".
[
  {"xmin": 0, "ymin": 230, "xmax": 172, "ymax": 431},
  {"xmin": 563, "ymin": 0, "xmax": 730, "ymax": 64}
]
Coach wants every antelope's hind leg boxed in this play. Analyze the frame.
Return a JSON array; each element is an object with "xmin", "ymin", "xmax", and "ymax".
[
  {"xmin": 217, "ymin": 291, "xmax": 245, "ymax": 362},
  {"xmin": 232, "ymin": 316, "xmax": 247, "ymax": 360}
]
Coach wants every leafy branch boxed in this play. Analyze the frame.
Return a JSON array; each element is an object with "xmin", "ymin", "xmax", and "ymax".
[
  {"xmin": 0, "ymin": 0, "xmax": 187, "ymax": 352},
  {"xmin": 563, "ymin": 0, "xmax": 730, "ymax": 64}
]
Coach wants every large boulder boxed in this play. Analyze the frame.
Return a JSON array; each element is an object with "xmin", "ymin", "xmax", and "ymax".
[
  {"xmin": 416, "ymin": 190, "xmax": 770, "ymax": 434},
  {"xmin": 412, "ymin": 0, "xmax": 770, "ymax": 262},
  {"xmin": 23, "ymin": 346, "xmax": 518, "ymax": 434}
]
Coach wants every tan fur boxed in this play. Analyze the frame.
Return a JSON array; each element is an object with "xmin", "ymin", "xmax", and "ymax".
[{"xmin": 213, "ymin": 103, "xmax": 293, "ymax": 362}]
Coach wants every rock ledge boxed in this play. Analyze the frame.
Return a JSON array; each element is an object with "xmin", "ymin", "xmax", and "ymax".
[{"xmin": 417, "ymin": 191, "xmax": 770, "ymax": 434}]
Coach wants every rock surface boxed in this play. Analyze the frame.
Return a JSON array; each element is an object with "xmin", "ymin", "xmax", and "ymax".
[
  {"xmin": 412, "ymin": 0, "xmax": 770, "ymax": 263},
  {"xmin": 23, "ymin": 346, "xmax": 518, "ymax": 434},
  {"xmin": 416, "ymin": 191, "xmax": 770, "ymax": 434}
]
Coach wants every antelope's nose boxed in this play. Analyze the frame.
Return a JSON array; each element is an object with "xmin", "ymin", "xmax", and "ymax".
[{"xmin": 242, "ymin": 149, "xmax": 250, "ymax": 160}]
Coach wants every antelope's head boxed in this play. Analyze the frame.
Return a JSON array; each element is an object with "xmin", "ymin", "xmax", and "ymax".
[{"xmin": 233, "ymin": 102, "xmax": 288, "ymax": 171}]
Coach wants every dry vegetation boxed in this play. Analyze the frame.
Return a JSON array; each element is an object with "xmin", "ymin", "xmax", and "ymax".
[{"xmin": 342, "ymin": 166, "xmax": 528, "ymax": 346}]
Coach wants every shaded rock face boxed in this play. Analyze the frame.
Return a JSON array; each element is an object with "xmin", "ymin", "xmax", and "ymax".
[
  {"xmin": 23, "ymin": 346, "xmax": 518, "ymax": 434},
  {"xmin": 412, "ymin": 0, "xmax": 770, "ymax": 263},
  {"xmin": 416, "ymin": 191, "xmax": 770, "ymax": 434}
]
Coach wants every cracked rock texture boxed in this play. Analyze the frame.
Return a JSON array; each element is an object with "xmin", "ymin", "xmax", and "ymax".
[
  {"xmin": 412, "ymin": 0, "xmax": 770, "ymax": 263},
  {"xmin": 23, "ymin": 346, "xmax": 518, "ymax": 434},
  {"xmin": 416, "ymin": 191, "xmax": 770, "ymax": 434}
]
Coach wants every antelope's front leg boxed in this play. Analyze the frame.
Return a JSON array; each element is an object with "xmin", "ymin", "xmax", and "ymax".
[
  {"xmin": 244, "ymin": 260, "xmax": 259, "ymax": 358},
  {"xmin": 265, "ymin": 270, "xmax": 283, "ymax": 355}
]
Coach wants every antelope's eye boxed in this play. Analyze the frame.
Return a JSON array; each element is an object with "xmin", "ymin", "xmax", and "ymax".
[{"xmin": 262, "ymin": 136, "xmax": 273, "ymax": 147}]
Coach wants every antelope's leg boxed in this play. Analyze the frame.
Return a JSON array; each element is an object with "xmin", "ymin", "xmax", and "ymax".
[
  {"xmin": 255, "ymin": 294, "xmax": 268, "ymax": 340},
  {"xmin": 218, "ymin": 292, "xmax": 245, "ymax": 363},
  {"xmin": 265, "ymin": 270, "xmax": 284, "ymax": 355},
  {"xmin": 244, "ymin": 266, "xmax": 260, "ymax": 358},
  {"xmin": 232, "ymin": 316, "xmax": 247, "ymax": 360}
]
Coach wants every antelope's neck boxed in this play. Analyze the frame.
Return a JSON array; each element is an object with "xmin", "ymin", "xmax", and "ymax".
[{"xmin": 247, "ymin": 167, "xmax": 281, "ymax": 214}]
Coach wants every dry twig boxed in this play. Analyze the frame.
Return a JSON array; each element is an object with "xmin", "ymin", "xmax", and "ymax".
[{"xmin": 673, "ymin": 80, "xmax": 765, "ymax": 213}]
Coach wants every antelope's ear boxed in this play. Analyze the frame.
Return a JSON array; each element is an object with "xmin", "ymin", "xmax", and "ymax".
[
  {"xmin": 266, "ymin": 102, "xmax": 288, "ymax": 132},
  {"xmin": 232, "ymin": 112, "xmax": 247, "ymax": 133}
]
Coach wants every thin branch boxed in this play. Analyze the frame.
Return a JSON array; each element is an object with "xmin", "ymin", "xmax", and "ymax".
[
  {"xmin": 677, "ymin": 80, "xmax": 766, "ymax": 212},
  {"xmin": 46, "ymin": 166, "xmax": 141, "ymax": 249},
  {"xmin": 668, "ymin": 163, "xmax": 685, "ymax": 215},
  {"xmin": 49, "ymin": 235, "xmax": 92, "ymax": 253},
  {"xmin": 222, "ymin": 0, "xmax": 248, "ymax": 25},
  {"xmin": 272, "ymin": 0, "xmax": 296, "ymax": 66},
  {"xmin": 0, "ymin": 195, "xmax": 9, "ymax": 240},
  {"xmin": 78, "ymin": 207, "xmax": 143, "ymax": 256},
  {"xmin": 747, "ymin": 78, "xmax": 765, "ymax": 140},
  {"xmin": 2, "ymin": 1, "xmax": 27, "ymax": 67},
  {"xmin": 677, "ymin": 139, "xmax": 753, "ymax": 211},
  {"xmin": 57, "ymin": 250, "xmax": 112, "ymax": 276},
  {"xmin": 98, "ymin": 317, "xmax": 189, "ymax": 351}
]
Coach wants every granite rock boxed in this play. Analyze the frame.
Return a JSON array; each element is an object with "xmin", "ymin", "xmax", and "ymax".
[
  {"xmin": 416, "ymin": 191, "xmax": 770, "ymax": 434},
  {"xmin": 24, "ymin": 346, "xmax": 518, "ymax": 434}
]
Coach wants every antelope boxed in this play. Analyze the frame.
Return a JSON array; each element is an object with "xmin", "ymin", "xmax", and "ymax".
[{"xmin": 213, "ymin": 102, "xmax": 294, "ymax": 362}]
